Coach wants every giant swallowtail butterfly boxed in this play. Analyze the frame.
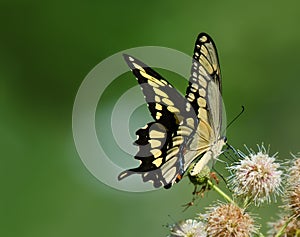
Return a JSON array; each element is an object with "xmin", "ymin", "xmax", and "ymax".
[{"xmin": 118, "ymin": 33, "xmax": 226, "ymax": 189}]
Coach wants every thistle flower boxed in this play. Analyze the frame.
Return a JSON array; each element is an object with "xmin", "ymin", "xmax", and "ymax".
[
  {"xmin": 168, "ymin": 219, "xmax": 206, "ymax": 237},
  {"xmin": 206, "ymin": 203, "xmax": 256, "ymax": 237},
  {"xmin": 228, "ymin": 145, "xmax": 283, "ymax": 205}
]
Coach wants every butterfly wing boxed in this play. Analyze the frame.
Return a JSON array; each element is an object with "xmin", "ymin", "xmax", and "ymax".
[
  {"xmin": 184, "ymin": 33, "xmax": 224, "ymax": 175},
  {"xmin": 186, "ymin": 33, "xmax": 222, "ymax": 135},
  {"xmin": 118, "ymin": 54, "xmax": 198, "ymax": 188},
  {"xmin": 118, "ymin": 33, "xmax": 225, "ymax": 188}
]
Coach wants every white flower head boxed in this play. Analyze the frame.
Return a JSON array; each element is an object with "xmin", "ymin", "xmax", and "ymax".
[
  {"xmin": 284, "ymin": 155, "xmax": 300, "ymax": 217},
  {"xmin": 286, "ymin": 154, "xmax": 300, "ymax": 185},
  {"xmin": 168, "ymin": 219, "xmax": 206, "ymax": 237},
  {"xmin": 228, "ymin": 144, "xmax": 283, "ymax": 205},
  {"xmin": 206, "ymin": 203, "xmax": 257, "ymax": 237}
]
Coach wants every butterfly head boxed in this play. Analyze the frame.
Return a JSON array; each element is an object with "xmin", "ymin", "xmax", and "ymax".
[{"xmin": 221, "ymin": 136, "xmax": 227, "ymax": 144}]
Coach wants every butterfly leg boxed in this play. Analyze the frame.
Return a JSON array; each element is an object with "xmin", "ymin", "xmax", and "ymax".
[
  {"xmin": 210, "ymin": 172, "xmax": 219, "ymax": 184},
  {"xmin": 194, "ymin": 172, "xmax": 219, "ymax": 196},
  {"xmin": 182, "ymin": 196, "xmax": 196, "ymax": 211},
  {"xmin": 192, "ymin": 184, "xmax": 198, "ymax": 195},
  {"xmin": 194, "ymin": 183, "xmax": 208, "ymax": 197}
]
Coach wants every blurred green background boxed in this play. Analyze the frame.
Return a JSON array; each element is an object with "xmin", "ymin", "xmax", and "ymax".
[{"xmin": 1, "ymin": 0, "xmax": 300, "ymax": 236}]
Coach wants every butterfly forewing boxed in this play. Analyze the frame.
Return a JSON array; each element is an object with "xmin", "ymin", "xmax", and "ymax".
[
  {"xmin": 184, "ymin": 33, "xmax": 225, "ymax": 176},
  {"xmin": 186, "ymin": 33, "xmax": 223, "ymax": 141}
]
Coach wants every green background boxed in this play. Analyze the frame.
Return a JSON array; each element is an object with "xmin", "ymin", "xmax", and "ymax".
[{"xmin": 1, "ymin": 0, "xmax": 300, "ymax": 236}]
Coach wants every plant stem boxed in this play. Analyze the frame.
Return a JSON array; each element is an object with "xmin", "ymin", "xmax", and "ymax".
[
  {"xmin": 207, "ymin": 180, "xmax": 234, "ymax": 204},
  {"xmin": 274, "ymin": 215, "xmax": 295, "ymax": 237}
]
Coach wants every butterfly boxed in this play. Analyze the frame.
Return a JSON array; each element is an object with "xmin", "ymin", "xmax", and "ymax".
[{"xmin": 118, "ymin": 33, "xmax": 226, "ymax": 189}]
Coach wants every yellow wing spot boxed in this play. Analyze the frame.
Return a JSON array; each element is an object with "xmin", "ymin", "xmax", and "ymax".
[
  {"xmin": 149, "ymin": 130, "xmax": 165, "ymax": 138},
  {"xmin": 186, "ymin": 102, "xmax": 191, "ymax": 112},
  {"xmin": 148, "ymin": 79, "xmax": 159, "ymax": 88},
  {"xmin": 188, "ymin": 92, "xmax": 195, "ymax": 101},
  {"xmin": 167, "ymin": 106, "xmax": 180, "ymax": 113},
  {"xmin": 152, "ymin": 158, "xmax": 163, "ymax": 167},
  {"xmin": 162, "ymin": 97, "xmax": 174, "ymax": 106},
  {"xmin": 132, "ymin": 62, "xmax": 145, "ymax": 72},
  {"xmin": 160, "ymin": 80, "xmax": 169, "ymax": 86},
  {"xmin": 190, "ymin": 87, "xmax": 197, "ymax": 93},
  {"xmin": 156, "ymin": 112, "xmax": 162, "ymax": 120},
  {"xmin": 155, "ymin": 95, "xmax": 161, "ymax": 103},
  {"xmin": 128, "ymin": 56, "xmax": 134, "ymax": 62},
  {"xmin": 198, "ymin": 75, "xmax": 207, "ymax": 88},
  {"xmin": 199, "ymin": 55, "xmax": 213, "ymax": 74},
  {"xmin": 200, "ymin": 35, "xmax": 207, "ymax": 42},
  {"xmin": 186, "ymin": 117, "xmax": 195, "ymax": 128},
  {"xmin": 151, "ymin": 149, "xmax": 162, "ymax": 158},
  {"xmin": 199, "ymin": 88, "xmax": 206, "ymax": 97},
  {"xmin": 177, "ymin": 126, "xmax": 193, "ymax": 136},
  {"xmin": 166, "ymin": 147, "xmax": 179, "ymax": 161},
  {"xmin": 141, "ymin": 124, "xmax": 148, "ymax": 129},
  {"xmin": 153, "ymin": 87, "xmax": 168, "ymax": 98},
  {"xmin": 155, "ymin": 103, "xmax": 162, "ymax": 110},
  {"xmin": 149, "ymin": 139, "xmax": 161, "ymax": 148},
  {"xmin": 172, "ymin": 136, "xmax": 184, "ymax": 146},
  {"xmin": 192, "ymin": 72, "xmax": 197, "ymax": 77},
  {"xmin": 192, "ymin": 83, "xmax": 199, "ymax": 90},
  {"xmin": 147, "ymin": 77, "xmax": 166, "ymax": 87},
  {"xmin": 139, "ymin": 70, "xmax": 166, "ymax": 87},
  {"xmin": 197, "ymin": 97, "xmax": 207, "ymax": 107}
]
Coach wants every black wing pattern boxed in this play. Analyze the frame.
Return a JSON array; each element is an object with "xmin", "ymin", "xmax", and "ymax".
[
  {"xmin": 118, "ymin": 33, "xmax": 225, "ymax": 188},
  {"xmin": 118, "ymin": 54, "xmax": 198, "ymax": 188}
]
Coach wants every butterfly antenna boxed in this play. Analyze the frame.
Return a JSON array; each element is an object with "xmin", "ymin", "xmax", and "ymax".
[
  {"xmin": 222, "ymin": 149, "xmax": 236, "ymax": 163},
  {"xmin": 227, "ymin": 143, "xmax": 237, "ymax": 155},
  {"xmin": 226, "ymin": 106, "xmax": 245, "ymax": 130},
  {"xmin": 227, "ymin": 143, "xmax": 243, "ymax": 160}
]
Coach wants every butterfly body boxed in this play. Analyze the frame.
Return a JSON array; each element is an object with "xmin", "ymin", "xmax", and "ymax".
[
  {"xmin": 118, "ymin": 33, "xmax": 226, "ymax": 189},
  {"xmin": 188, "ymin": 137, "xmax": 226, "ymax": 176}
]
